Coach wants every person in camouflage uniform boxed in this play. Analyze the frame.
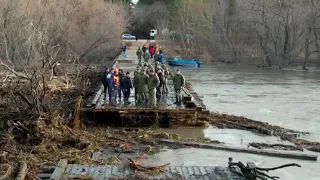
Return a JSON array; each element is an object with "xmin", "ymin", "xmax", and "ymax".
[
  {"xmin": 147, "ymin": 68, "xmax": 160, "ymax": 106},
  {"xmin": 136, "ymin": 47, "xmax": 143, "ymax": 64},
  {"xmin": 136, "ymin": 67, "xmax": 149, "ymax": 104},
  {"xmin": 173, "ymin": 69, "xmax": 185, "ymax": 105},
  {"xmin": 133, "ymin": 67, "xmax": 140, "ymax": 102},
  {"xmin": 143, "ymin": 50, "xmax": 150, "ymax": 64},
  {"xmin": 163, "ymin": 66, "xmax": 170, "ymax": 94}
]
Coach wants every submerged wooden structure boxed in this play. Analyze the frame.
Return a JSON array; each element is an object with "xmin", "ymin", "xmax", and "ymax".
[
  {"xmin": 80, "ymin": 81, "xmax": 207, "ymax": 127},
  {"xmin": 37, "ymin": 159, "xmax": 244, "ymax": 180}
]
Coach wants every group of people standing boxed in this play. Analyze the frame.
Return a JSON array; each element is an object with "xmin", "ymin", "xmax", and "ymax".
[
  {"xmin": 133, "ymin": 64, "xmax": 170, "ymax": 106},
  {"xmin": 102, "ymin": 42, "xmax": 185, "ymax": 106},
  {"xmin": 133, "ymin": 63, "xmax": 185, "ymax": 106},
  {"xmin": 136, "ymin": 43, "xmax": 164, "ymax": 66},
  {"xmin": 101, "ymin": 67, "xmax": 132, "ymax": 105}
]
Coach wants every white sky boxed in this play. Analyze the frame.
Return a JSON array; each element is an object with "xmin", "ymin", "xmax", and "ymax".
[{"xmin": 132, "ymin": 0, "xmax": 139, "ymax": 4}]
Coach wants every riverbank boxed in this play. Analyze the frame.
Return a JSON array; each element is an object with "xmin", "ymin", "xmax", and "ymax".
[{"xmin": 1, "ymin": 41, "xmax": 319, "ymax": 179}]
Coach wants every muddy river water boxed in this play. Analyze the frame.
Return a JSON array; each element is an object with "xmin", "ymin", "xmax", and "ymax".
[{"xmin": 146, "ymin": 65, "xmax": 320, "ymax": 180}]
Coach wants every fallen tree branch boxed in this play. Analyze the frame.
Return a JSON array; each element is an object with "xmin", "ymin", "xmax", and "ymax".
[
  {"xmin": 14, "ymin": 91, "xmax": 33, "ymax": 109},
  {"xmin": 128, "ymin": 154, "xmax": 170, "ymax": 172},
  {"xmin": 0, "ymin": 58, "xmax": 28, "ymax": 79},
  {"xmin": 15, "ymin": 161, "xmax": 27, "ymax": 180},
  {"xmin": 249, "ymin": 142, "xmax": 303, "ymax": 151},
  {"xmin": 256, "ymin": 163, "xmax": 301, "ymax": 172},
  {"xmin": 0, "ymin": 164, "xmax": 12, "ymax": 180},
  {"xmin": 228, "ymin": 157, "xmax": 301, "ymax": 180},
  {"xmin": 12, "ymin": 121, "xmax": 32, "ymax": 134}
]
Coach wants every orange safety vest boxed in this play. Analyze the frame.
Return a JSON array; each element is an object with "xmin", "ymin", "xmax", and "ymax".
[{"xmin": 113, "ymin": 75, "xmax": 120, "ymax": 87}]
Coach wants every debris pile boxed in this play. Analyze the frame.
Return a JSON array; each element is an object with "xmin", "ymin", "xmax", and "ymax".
[{"xmin": 228, "ymin": 157, "xmax": 301, "ymax": 180}]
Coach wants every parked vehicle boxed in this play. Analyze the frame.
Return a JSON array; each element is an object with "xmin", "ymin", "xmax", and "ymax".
[
  {"xmin": 149, "ymin": 29, "xmax": 157, "ymax": 37},
  {"xmin": 122, "ymin": 33, "xmax": 136, "ymax": 40},
  {"xmin": 168, "ymin": 56, "xmax": 201, "ymax": 67}
]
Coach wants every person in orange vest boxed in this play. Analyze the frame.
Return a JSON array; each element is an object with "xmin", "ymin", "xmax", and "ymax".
[{"xmin": 113, "ymin": 68, "xmax": 120, "ymax": 103}]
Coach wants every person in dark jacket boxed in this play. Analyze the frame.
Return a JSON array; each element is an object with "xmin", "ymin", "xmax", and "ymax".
[
  {"xmin": 119, "ymin": 69, "xmax": 125, "ymax": 101},
  {"xmin": 142, "ymin": 44, "xmax": 147, "ymax": 53},
  {"xmin": 102, "ymin": 68, "xmax": 113, "ymax": 104},
  {"xmin": 156, "ymin": 68, "xmax": 164, "ymax": 102},
  {"xmin": 101, "ymin": 68, "xmax": 110, "ymax": 98},
  {"xmin": 173, "ymin": 69, "xmax": 185, "ymax": 105},
  {"xmin": 157, "ymin": 50, "xmax": 164, "ymax": 64},
  {"xmin": 121, "ymin": 44, "xmax": 127, "ymax": 59},
  {"xmin": 123, "ymin": 72, "xmax": 133, "ymax": 105}
]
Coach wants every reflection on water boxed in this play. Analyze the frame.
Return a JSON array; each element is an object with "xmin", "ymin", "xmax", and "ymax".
[{"xmin": 151, "ymin": 64, "xmax": 320, "ymax": 179}]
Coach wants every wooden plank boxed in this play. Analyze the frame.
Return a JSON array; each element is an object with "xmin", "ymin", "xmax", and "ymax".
[
  {"xmin": 97, "ymin": 166, "xmax": 107, "ymax": 180},
  {"xmin": 92, "ymin": 165, "xmax": 101, "ymax": 179},
  {"xmin": 68, "ymin": 164, "xmax": 79, "ymax": 179},
  {"xmin": 87, "ymin": 165, "xmax": 95, "ymax": 178},
  {"xmin": 80, "ymin": 107, "xmax": 197, "ymax": 113},
  {"xmin": 61, "ymin": 164, "xmax": 72, "ymax": 179},
  {"xmin": 50, "ymin": 159, "xmax": 67, "ymax": 180},
  {"xmin": 37, "ymin": 173, "xmax": 52, "ymax": 179},
  {"xmin": 79, "ymin": 164, "xmax": 90, "ymax": 176},
  {"xmin": 175, "ymin": 166, "xmax": 184, "ymax": 178},
  {"xmin": 159, "ymin": 139, "xmax": 318, "ymax": 161},
  {"xmin": 41, "ymin": 166, "xmax": 55, "ymax": 173},
  {"xmin": 92, "ymin": 85, "xmax": 104, "ymax": 106}
]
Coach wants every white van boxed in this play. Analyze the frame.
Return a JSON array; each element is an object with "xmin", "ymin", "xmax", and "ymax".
[{"xmin": 150, "ymin": 29, "xmax": 157, "ymax": 37}]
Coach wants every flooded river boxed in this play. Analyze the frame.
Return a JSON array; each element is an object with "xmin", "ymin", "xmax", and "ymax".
[{"xmin": 150, "ymin": 65, "xmax": 320, "ymax": 180}]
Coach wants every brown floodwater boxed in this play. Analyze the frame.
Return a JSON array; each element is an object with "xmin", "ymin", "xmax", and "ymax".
[{"xmin": 150, "ymin": 64, "xmax": 320, "ymax": 180}]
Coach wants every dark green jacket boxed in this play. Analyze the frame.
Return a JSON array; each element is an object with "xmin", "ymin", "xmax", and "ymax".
[
  {"xmin": 173, "ymin": 73, "xmax": 185, "ymax": 90},
  {"xmin": 164, "ymin": 69, "xmax": 170, "ymax": 78},
  {"xmin": 133, "ymin": 70, "xmax": 140, "ymax": 88},
  {"xmin": 148, "ymin": 74, "xmax": 160, "ymax": 90},
  {"xmin": 143, "ymin": 53, "xmax": 150, "ymax": 61},
  {"xmin": 136, "ymin": 49, "xmax": 142, "ymax": 57},
  {"xmin": 137, "ymin": 71, "xmax": 149, "ymax": 93}
]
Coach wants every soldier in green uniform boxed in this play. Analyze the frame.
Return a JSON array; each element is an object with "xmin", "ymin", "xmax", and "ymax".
[
  {"xmin": 163, "ymin": 66, "xmax": 170, "ymax": 94},
  {"xmin": 173, "ymin": 69, "xmax": 185, "ymax": 105},
  {"xmin": 133, "ymin": 67, "xmax": 140, "ymax": 102},
  {"xmin": 147, "ymin": 68, "xmax": 160, "ymax": 106},
  {"xmin": 137, "ymin": 67, "xmax": 149, "ymax": 104},
  {"xmin": 136, "ymin": 47, "xmax": 143, "ymax": 65},
  {"xmin": 143, "ymin": 50, "xmax": 150, "ymax": 64}
]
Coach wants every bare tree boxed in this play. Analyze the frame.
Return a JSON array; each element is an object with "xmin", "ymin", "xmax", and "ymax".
[
  {"xmin": 0, "ymin": 0, "xmax": 128, "ymax": 115},
  {"xmin": 302, "ymin": 0, "xmax": 320, "ymax": 70}
]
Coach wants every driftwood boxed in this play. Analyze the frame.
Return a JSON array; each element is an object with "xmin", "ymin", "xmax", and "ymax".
[
  {"xmin": 15, "ymin": 161, "xmax": 27, "ymax": 180},
  {"xmin": 72, "ymin": 96, "xmax": 82, "ymax": 129},
  {"xmin": 128, "ymin": 154, "xmax": 170, "ymax": 172},
  {"xmin": 159, "ymin": 139, "xmax": 317, "ymax": 161},
  {"xmin": 228, "ymin": 157, "xmax": 301, "ymax": 180},
  {"xmin": 0, "ymin": 164, "xmax": 12, "ymax": 180},
  {"xmin": 249, "ymin": 142, "xmax": 303, "ymax": 151}
]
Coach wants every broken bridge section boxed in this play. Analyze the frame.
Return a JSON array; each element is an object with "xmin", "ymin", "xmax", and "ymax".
[
  {"xmin": 80, "ymin": 81, "xmax": 206, "ymax": 128},
  {"xmin": 37, "ymin": 159, "xmax": 245, "ymax": 180}
]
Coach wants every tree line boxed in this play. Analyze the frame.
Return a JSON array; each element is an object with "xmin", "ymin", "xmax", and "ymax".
[{"xmin": 132, "ymin": 0, "xmax": 320, "ymax": 69}]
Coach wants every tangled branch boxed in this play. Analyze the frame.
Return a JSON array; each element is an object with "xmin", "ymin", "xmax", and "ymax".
[
  {"xmin": 128, "ymin": 154, "xmax": 170, "ymax": 173},
  {"xmin": 228, "ymin": 157, "xmax": 301, "ymax": 180}
]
